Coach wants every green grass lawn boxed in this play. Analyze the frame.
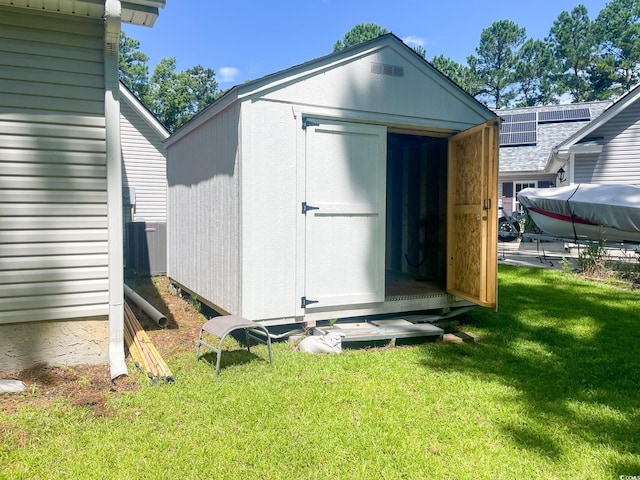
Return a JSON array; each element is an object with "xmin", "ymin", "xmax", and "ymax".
[{"xmin": 2, "ymin": 265, "xmax": 640, "ymax": 479}]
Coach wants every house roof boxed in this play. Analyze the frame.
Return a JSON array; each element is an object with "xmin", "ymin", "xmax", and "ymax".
[
  {"xmin": 547, "ymin": 83, "xmax": 640, "ymax": 172},
  {"xmin": 0, "ymin": 0, "xmax": 166, "ymax": 26},
  {"xmin": 119, "ymin": 82, "xmax": 169, "ymax": 139},
  {"xmin": 496, "ymin": 101, "xmax": 612, "ymax": 174},
  {"xmin": 166, "ymin": 33, "xmax": 497, "ymax": 146}
]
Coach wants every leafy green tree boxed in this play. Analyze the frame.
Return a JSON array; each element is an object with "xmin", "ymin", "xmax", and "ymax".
[
  {"xmin": 514, "ymin": 39, "xmax": 558, "ymax": 106},
  {"xmin": 548, "ymin": 5, "xmax": 598, "ymax": 101},
  {"xmin": 119, "ymin": 33, "xmax": 220, "ymax": 132},
  {"xmin": 119, "ymin": 31, "xmax": 150, "ymax": 101},
  {"xmin": 333, "ymin": 23, "xmax": 389, "ymax": 51},
  {"xmin": 593, "ymin": 0, "xmax": 640, "ymax": 94},
  {"xmin": 146, "ymin": 58, "xmax": 220, "ymax": 132},
  {"xmin": 467, "ymin": 19, "xmax": 526, "ymax": 108},
  {"xmin": 184, "ymin": 65, "xmax": 219, "ymax": 113},
  {"xmin": 333, "ymin": 23, "xmax": 426, "ymax": 58},
  {"xmin": 411, "ymin": 44, "xmax": 427, "ymax": 59},
  {"xmin": 431, "ymin": 55, "xmax": 482, "ymax": 96},
  {"xmin": 146, "ymin": 57, "xmax": 186, "ymax": 132}
]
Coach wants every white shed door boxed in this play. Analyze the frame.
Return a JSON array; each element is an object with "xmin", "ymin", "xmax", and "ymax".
[{"xmin": 302, "ymin": 118, "xmax": 387, "ymax": 309}]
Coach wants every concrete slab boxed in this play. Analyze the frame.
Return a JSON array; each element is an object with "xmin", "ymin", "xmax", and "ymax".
[{"xmin": 498, "ymin": 239, "xmax": 578, "ymax": 270}]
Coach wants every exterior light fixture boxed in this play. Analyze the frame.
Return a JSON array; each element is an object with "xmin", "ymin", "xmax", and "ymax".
[{"xmin": 557, "ymin": 167, "xmax": 566, "ymax": 183}]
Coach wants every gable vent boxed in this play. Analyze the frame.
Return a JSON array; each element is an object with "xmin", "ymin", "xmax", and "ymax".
[{"xmin": 371, "ymin": 62, "xmax": 404, "ymax": 77}]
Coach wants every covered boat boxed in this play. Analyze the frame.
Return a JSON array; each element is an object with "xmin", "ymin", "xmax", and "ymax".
[{"xmin": 517, "ymin": 183, "xmax": 640, "ymax": 244}]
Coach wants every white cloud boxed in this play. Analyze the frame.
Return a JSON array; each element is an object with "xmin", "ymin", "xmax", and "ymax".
[
  {"xmin": 402, "ymin": 35, "xmax": 425, "ymax": 49},
  {"xmin": 218, "ymin": 66, "xmax": 240, "ymax": 83}
]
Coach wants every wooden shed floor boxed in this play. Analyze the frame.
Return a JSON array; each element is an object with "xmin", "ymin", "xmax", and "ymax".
[{"xmin": 385, "ymin": 270, "xmax": 445, "ymax": 300}]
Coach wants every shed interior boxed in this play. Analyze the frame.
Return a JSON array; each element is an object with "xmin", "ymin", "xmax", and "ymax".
[{"xmin": 385, "ymin": 133, "xmax": 448, "ymax": 300}]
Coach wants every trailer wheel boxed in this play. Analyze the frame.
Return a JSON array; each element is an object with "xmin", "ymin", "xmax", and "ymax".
[{"xmin": 498, "ymin": 216, "xmax": 520, "ymax": 242}]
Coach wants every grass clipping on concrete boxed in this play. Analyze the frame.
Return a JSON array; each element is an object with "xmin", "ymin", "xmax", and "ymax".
[{"xmin": 1, "ymin": 265, "xmax": 640, "ymax": 479}]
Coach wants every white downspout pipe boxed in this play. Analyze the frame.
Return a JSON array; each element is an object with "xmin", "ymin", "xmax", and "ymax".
[
  {"xmin": 104, "ymin": 0, "xmax": 127, "ymax": 379},
  {"xmin": 568, "ymin": 153, "xmax": 575, "ymax": 185}
]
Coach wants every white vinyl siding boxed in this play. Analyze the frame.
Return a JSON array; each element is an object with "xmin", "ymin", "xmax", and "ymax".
[
  {"xmin": 574, "ymin": 153, "xmax": 601, "ymax": 183},
  {"xmin": 575, "ymin": 101, "xmax": 640, "ymax": 185},
  {"xmin": 0, "ymin": 7, "xmax": 108, "ymax": 324},
  {"xmin": 120, "ymin": 97, "xmax": 168, "ymax": 223}
]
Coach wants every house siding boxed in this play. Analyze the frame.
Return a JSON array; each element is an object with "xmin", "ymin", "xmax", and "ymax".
[
  {"xmin": 121, "ymin": 97, "xmax": 168, "ymax": 223},
  {"xmin": 0, "ymin": 8, "xmax": 109, "ymax": 334},
  {"xmin": 166, "ymin": 102, "xmax": 242, "ymax": 315},
  {"xmin": 575, "ymin": 100, "xmax": 640, "ymax": 185}
]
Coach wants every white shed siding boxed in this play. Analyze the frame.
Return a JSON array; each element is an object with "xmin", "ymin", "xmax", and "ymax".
[
  {"xmin": 167, "ymin": 102, "xmax": 242, "ymax": 315},
  {"xmin": 260, "ymin": 45, "xmax": 489, "ymax": 131},
  {"xmin": 577, "ymin": 101, "xmax": 640, "ymax": 184},
  {"xmin": 0, "ymin": 8, "xmax": 108, "ymax": 324},
  {"xmin": 240, "ymin": 100, "xmax": 299, "ymax": 319},
  {"xmin": 121, "ymin": 98, "xmax": 167, "ymax": 222}
]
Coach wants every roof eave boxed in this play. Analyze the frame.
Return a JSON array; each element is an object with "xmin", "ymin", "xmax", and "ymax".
[
  {"xmin": 122, "ymin": 1, "xmax": 164, "ymax": 27},
  {"xmin": 164, "ymin": 88, "xmax": 240, "ymax": 148},
  {"xmin": 0, "ymin": 0, "xmax": 165, "ymax": 26},
  {"xmin": 119, "ymin": 82, "xmax": 169, "ymax": 139}
]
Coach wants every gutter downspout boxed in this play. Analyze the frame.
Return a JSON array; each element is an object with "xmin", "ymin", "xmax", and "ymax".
[{"xmin": 104, "ymin": 0, "xmax": 127, "ymax": 379}]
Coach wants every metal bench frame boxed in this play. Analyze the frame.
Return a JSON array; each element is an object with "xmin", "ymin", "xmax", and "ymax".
[{"xmin": 195, "ymin": 315, "xmax": 272, "ymax": 376}]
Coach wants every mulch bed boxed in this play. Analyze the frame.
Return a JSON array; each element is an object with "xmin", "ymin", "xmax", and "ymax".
[{"xmin": 0, "ymin": 277, "xmax": 205, "ymax": 416}]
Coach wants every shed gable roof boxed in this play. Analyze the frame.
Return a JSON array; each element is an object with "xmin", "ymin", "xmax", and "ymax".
[{"xmin": 167, "ymin": 34, "xmax": 497, "ymax": 146}]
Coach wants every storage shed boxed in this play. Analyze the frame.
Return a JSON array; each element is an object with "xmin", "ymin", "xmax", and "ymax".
[{"xmin": 165, "ymin": 34, "xmax": 499, "ymax": 326}]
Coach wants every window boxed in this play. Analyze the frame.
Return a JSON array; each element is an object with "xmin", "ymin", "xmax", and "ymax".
[{"xmin": 515, "ymin": 182, "xmax": 536, "ymax": 212}]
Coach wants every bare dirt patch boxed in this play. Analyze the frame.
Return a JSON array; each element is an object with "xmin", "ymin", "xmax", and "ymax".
[{"xmin": 0, "ymin": 277, "xmax": 206, "ymax": 416}]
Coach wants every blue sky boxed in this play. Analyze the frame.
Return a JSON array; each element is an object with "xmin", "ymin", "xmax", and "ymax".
[{"xmin": 123, "ymin": 0, "xmax": 611, "ymax": 88}]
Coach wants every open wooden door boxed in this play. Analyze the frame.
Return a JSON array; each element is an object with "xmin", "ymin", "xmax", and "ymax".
[
  {"xmin": 447, "ymin": 120, "xmax": 499, "ymax": 309},
  {"xmin": 302, "ymin": 118, "xmax": 387, "ymax": 310}
]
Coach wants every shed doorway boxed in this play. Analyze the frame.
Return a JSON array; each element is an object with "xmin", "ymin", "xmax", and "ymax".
[{"xmin": 385, "ymin": 133, "xmax": 448, "ymax": 300}]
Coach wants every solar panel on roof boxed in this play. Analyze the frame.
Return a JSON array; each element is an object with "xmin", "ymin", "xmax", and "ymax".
[
  {"xmin": 538, "ymin": 108, "xmax": 590, "ymax": 123},
  {"xmin": 499, "ymin": 132, "xmax": 537, "ymax": 146},
  {"xmin": 499, "ymin": 111, "xmax": 537, "ymax": 146}
]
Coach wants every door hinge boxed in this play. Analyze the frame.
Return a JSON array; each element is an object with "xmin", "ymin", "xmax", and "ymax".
[
  {"xmin": 301, "ymin": 202, "xmax": 320, "ymax": 215},
  {"xmin": 301, "ymin": 296, "xmax": 319, "ymax": 308},
  {"xmin": 302, "ymin": 117, "xmax": 320, "ymax": 130}
]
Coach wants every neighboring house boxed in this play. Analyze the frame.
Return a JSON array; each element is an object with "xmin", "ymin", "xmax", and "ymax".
[
  {"xmin": 0, "ymin": 0, "xmax": 166, "ymax": 378},
  {"xmin": 548, "ymin": 84, "xmax": 640, "ymax": 186},
  {"xmin": 165, "ymin": 33, "xmax": 500, "ymax": 327},
  {"xmin": 120, "ymin": 83, "xmax": 169, "ymax": 276},
  {"xmin": 120, "ymin": 82, "xmax": 169, "ymax": 224},
  {"xmin": 496, "ymin": 101, "xmax": 611, "ymax": 214}
]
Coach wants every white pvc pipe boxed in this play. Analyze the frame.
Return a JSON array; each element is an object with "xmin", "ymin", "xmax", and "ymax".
[
  {"xmin": 105, "ymin": 0, "xmax": 127, "ymax": 380},
  {"xmin": 124, "ymin": 284, "xmax": 168, "ymax": 328}
]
